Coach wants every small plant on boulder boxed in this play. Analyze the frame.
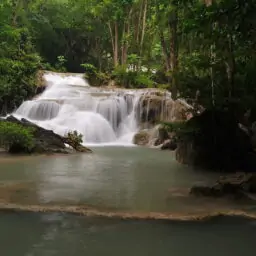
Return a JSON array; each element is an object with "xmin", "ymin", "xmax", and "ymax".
[
  {"xmin": 64, "ymin": 130, "xmax": 83, "ymax": 148},
  {"xmin": 64, "ymin": 130, "xmax": 92, "ymax": 153}
]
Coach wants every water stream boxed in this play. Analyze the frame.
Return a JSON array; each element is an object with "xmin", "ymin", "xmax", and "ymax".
[
  {"xmin": 1, "ymin": 72, "xmax": 256, "ymax": 255},
  {"xmin": 14, "ymin": 72, "xmax": 174, "ymax": 146}
]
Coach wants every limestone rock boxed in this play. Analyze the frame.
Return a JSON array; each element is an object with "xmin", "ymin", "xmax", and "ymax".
[
  {"xmin": 137, "ymin": 94, "xmax": 192, "ymax": 126},
  {"xmin": 161, "ymin": 139, "xmax": 177, "ymax": 151},
  {"xmin": 133, "ymin": 130, "xmax": 150, "ymax": 146},
  {"xmin": 190, "ymin": 173, "xmax": 256, "ymax": 200},
  {"xmin": 154, "ymin": 125, "xmax": 170, "ymax": 146},
  {"xmin": 3, "ymin": 116, "xmax": 92, "ymax": 154}
]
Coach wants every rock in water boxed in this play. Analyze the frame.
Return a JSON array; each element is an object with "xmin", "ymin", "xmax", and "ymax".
[
  {"xmin": 154, "ymin": 125, "xmax": 170, "ymax": 146},
  {"xmin": 3, "ymin": 116, "xmax": 92, "ymax": 154},
  {"xmin": 161, "ymin": 139, "xmax": 177, "ymax": 151},
  {"xmin": 71, "ymin": 144, "xmax": 92, "ymax": 153},
  {"xmin": 133, "ymin": 130, "xmax": 150, "ymax": 146},
  {"xmin": 190, "ymin": 173, "xmax": 256, "ymax": 200},
  {"xmin": 175, "ymin": 109, "xmax": 254, "ymax": 172}
]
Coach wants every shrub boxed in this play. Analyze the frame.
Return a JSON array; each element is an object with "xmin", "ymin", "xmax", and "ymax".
[
  {"xmin": 64, "ymin": 130, "xmax": 83, "ymax": 148},
  {"xmin": 81, "ymin": 63, "xmax": 110, "ymax": 86},
  {"xmin": 162, "ymin": 120, "xmax": 200, "ymax": 139},
  {"xmin": 112, "ymin": 65, "xmax": 154, "ymax": 88},
  {"xmin": 0, "ymin": 121, "xmax": 35, "ymax": 153},
  {"xmin": 55, "ymin": 55, "xmax": 67, "ymax": 72}
]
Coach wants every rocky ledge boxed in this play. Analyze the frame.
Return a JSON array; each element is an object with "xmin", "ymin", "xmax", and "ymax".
[
  {"xmin": 133, "ymin": 124, "xmax": 177, "ymax": 150},
  {"xmin": 190, "ymin": 173, "xmax": 256, "ymax": 201},
  {"xmin": 2, "ymin": 115, "xmax": 92, "ymax": 154}
]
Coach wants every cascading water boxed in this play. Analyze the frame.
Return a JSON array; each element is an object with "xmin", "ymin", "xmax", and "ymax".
[
  {"xmin": 14, "ymin": 72, "xmax": 142, "ymax": 146},
  {"xmin": 13, "ymin": 72, "xmax": 190, "ymax": 146}
]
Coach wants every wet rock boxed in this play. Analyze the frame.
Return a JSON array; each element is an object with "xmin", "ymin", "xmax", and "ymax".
[
  {"xmin": 154, "ymin": 125, "xmax": 170, "ymax": 146},
  {"xmin": 161, "ymin": 139, "xmax": 177, "ymax": 151},
  {"xmin": 137, "ymin": 94, "xmax": 192, "ymax": 125},
  {"xmin": 72, "ymin": 144, "xmax": 93, "ymax": 153},
  {"xmin": 190, "ymin": 173, "xmax": 256, "ymax": 200},
  {"xmin": 133, "ymin": 130, "xmax": 150, "ymax": 146},
  {"xmin": 2, "ymin": 116, "xmax": 92, "ymax": 154}
]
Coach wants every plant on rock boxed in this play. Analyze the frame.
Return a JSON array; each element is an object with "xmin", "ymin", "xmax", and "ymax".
[
  {"xmin": 0, "ymin": 122, "xmax": 35, "ymax": 153},
  {"xmin": 64, "ymin": 130, "xmax": 92, "ymax": 153},
  {"xmin": 64, "ymin": 130, "xmax": 83, "ymax": 148}
]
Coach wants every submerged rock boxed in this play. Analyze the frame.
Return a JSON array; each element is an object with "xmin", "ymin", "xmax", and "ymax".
[
  {"xmin": 3, "ymin": 116, "xmax": 92, "ymax": 154},
  {"xmin": 190, "ymin": 173, "xmax": 256, "ymax": 200}
]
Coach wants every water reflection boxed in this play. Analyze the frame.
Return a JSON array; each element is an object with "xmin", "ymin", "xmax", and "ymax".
[
  {"xmin": 1, "ymin": 212, "xmax": 256, "ymax": 256},
  {"xmin": 0, "ymin": 147, "xmax": 237, "ymax": 213}
]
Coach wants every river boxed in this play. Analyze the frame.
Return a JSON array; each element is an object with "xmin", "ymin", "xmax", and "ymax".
[
  {"xmin": 1, "ymin": 147, "xmax": 256, "ymax": 255},
  {"xmin": 1, "ymin": 73, "xmax": 256, "ymax": 255},
  {"xmin": 1, "ymin": 212, "xmax": 256, "ymax": 256}
]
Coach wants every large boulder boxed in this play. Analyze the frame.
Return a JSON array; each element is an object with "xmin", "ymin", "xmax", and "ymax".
[
  {"xmin": 175, "ymin": 109, "xmax": 254, "ymax": 171},
  {"xmin": 137, "ymin": 94, "xmax": 192, "ymax": 126},
  {"xmin": 133, "ymin": 124, "xmax": 177, "ymax": 150},
  {"xmin": 133, "ymin": 130, "xmax": 150, "ymax": 146},
  {"xmin": 3, "ymin": 116, "xmax": 92, "ymax": 154},
  {"xmin": 190, "ymin": 173, "xmax": 256, "ymax": 200},
  {"xmin": 153, "ymin": 125, "xmax": 170, "ymax": 146}
]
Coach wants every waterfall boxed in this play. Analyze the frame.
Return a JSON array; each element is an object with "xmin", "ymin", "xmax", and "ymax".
[
  {"xmin": 14, "ymin": 72, "xmax": 142, "ymax": 146},
  {"xmin": 13, "ymin": 72, "xmax": 189, "ymax": 146}
]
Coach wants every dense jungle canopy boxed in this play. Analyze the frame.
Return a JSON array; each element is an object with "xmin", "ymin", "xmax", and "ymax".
[{"xmin": 0, "ymin": 0, "xmax": 255, "ymax": 114}]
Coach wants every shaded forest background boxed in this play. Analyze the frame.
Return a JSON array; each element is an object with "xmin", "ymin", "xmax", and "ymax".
[{"xmin": 0, "ymin": 0, "xmax": 255, "ymax": 115}]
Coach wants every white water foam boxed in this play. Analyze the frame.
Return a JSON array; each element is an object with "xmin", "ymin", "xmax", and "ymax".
[{"xmin": 14, "ymin": 72, "xmax": 141, "ymax": 146}]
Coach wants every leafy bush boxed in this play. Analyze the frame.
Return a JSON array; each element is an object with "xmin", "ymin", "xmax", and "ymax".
[
  {"xmin": 81, "ymin": 63, "xmax": 110, "ymax": 86},
  {"xmin": 81, "ymin": 63, "xmax": 97, "ymax": 76},
  {"xmin": 0, "ymin": 121, "xmax": 35, "ymax": 153},
  {"xmin": 162, "ymin": 120, "xmax": 200, "ymax": 139},
  {"xmin": 64, "ymin": 130, "xmax": 83, "ymax": 148},
  {"xmin": 55, "ymin": 55, "xmax": 67, "ymax": 72},
  {"xmin": 112, "ymin": 65, "xmax": 154, "ymax": 88}
]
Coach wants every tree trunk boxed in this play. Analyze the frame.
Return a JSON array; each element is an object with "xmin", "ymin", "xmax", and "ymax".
[
  {"xmin": 140, "ymin": 0, "xmax": 147, "ymax": 53},
  {"xmin": 114, "ymin": 22, "xmax": 119, "ymax": 67},
  {"xmin": 108, "ymin": 23, "xmax": 116, "ymax": 67},
  {"xmin": 225, "ymin": 34, "xmax": 235, "ymax": 98},
  {"xmin": 136, "ymin": 0, "xmax": 143, "ymax": 43},
  {"xmin": 169, "ymin": 8, "xmax": 178, "ymax": 99},
  {"xmin": 159, "ymin": 30, "xmax": 171, "ymax": 71}
]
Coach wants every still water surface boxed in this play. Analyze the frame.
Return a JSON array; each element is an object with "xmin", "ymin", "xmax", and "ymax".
[
  {"xmin": 0, "ymin": 147, "xmax": 225, "ymax": 213},
  {"xmin": 1, "ymin": 212, "xmax": 256, "ymax": 256},
  {"xmin": 0, "ymin": 147, "xmax": 256, "ymax": 255}
]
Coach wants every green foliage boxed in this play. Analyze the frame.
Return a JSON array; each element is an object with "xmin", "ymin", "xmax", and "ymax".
[
  {"xmin": 81, "ymin": 63, "xmax": 110, "ymax": 86},
  {"xmin": 112, "ymin": 65, "xmax": 154, "ymax": 88},
  {"xmin": 81, "ymin": 63, "xmax": 97, "ymax": 76},
  {"xmin": 0, "ymin": 121, "xmax": 35, "ymax": 153},
  {"xmin": 55, "ymin": 55, "xmax": 67, "ymax": 72},
  {"xmin": 0, "ymin": 9, "xmax": 41, "ymax": 113},
  {"xmin": 64, "ymin": 130, "xmax": 83, "ymax": 148},
  {"xmin": 162, "ymin": 120, "xmax": 200, "ymax": 139},
  {"xmin": 0, "ymin": 0, "xmax": 256, "ymax": 115}
]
